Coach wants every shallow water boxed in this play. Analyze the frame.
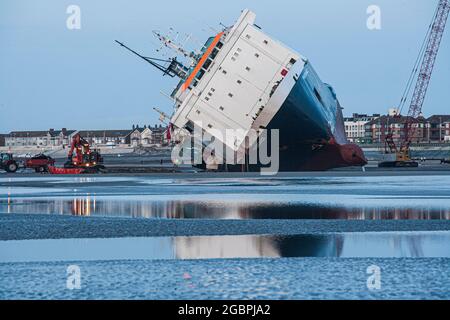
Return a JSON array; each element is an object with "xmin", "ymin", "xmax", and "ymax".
[
  {"xmin": 1, "ymin": 231, "xmax": 449, "ymax": 263},
  {"xmin": 3, "ymin": 175, "xmax": 450, "ymax": 219},
  {"xmin": 2, "ymin": 195, "xmax": 450, "ymax": 220}
]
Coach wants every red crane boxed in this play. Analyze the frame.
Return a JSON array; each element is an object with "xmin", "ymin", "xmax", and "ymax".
[
  {"xmin": 65, "ymin": 133, "xmax": 105, "ymax": 172},
  {"xmin": 47, "ymin": 133, "xmax": 105, "ymax": 174},
  {"xmin": 381, "ymin": 0, "xmax": 450, "ymax": 167}
]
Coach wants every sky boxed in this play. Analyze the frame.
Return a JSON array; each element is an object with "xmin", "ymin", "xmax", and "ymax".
[{"xmin": 0, "ymin": 0, "xmax": 449, "ymax": 133}]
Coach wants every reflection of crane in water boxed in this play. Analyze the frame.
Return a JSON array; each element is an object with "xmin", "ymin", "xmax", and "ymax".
[{"xmin": 392, "ymin": 234, "xmax": 424, "ymax": 257}]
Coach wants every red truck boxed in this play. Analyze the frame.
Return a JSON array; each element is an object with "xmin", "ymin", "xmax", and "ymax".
[{"xmin": 25, "ymin": 154, "xmax": 55, "ymax": 173}]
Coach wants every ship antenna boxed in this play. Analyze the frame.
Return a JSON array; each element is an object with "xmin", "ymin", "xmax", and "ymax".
[
  {"xmin": 152, "ymin": 30, "xmax": 196, "ymax": 60},
  {"xmin": 115, "ymin": 40, "xmax": 187, "ymax": 79},
  {"xmin": 153, "ymin": 107, "xmax": 170, "ymax": 124}
]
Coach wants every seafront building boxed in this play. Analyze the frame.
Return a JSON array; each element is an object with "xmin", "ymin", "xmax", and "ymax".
[
  {"xmin": 3, "ymin": 128, "xmax": 76, "ymax": 148},
  {"xmin": 344, "ymin": 113, "xmax": 381, "ymax": 144},
  {"xmin": 2, "ymin": 114, "xmax": 450, "ymax": 148},
  {"xmin": 1, "ymin": 125, "xmax": 169, "ymax": 148},
  {"xmin": 364, "ymin": 115, "xmax": 450, "ymax": 145},
  {"xmin": 345, "ymin": 112, "xmax": 450, "ymax": 145}
]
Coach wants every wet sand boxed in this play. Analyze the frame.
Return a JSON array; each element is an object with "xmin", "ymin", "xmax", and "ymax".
[
  {"xmin": 2, "ymin": 214, "xmax": 450, "ymax": 240},
  {"xmin": 1, "ymin": 258, "xmax": 449, "ymax": 299}
]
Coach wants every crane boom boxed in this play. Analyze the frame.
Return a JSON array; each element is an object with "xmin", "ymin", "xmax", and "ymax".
[
  {"xmin": 403, "ymin": 0, "xmax": 450, "ymax": 147},
  {"xmin": 380, "ymin": 0, "xmax": 449, "ymax": 167}
]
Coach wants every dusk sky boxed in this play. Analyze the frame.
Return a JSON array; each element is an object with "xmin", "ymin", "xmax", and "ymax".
[{"xmin": 1, "ymin": 0, "xmax": 449, "ymax": 133}]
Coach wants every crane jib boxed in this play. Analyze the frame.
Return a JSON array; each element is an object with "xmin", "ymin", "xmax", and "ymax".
[{"xmin": 403, "ymin": 0, "xmax": 449, "ymax": 148}]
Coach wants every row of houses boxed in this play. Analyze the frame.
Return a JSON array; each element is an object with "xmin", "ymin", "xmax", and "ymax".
[
  {"xmin": 344, "ymin": 110, "xmax": 450, "ymax": 144},
  {"xmin": 0, "ymin": 125, "xmax": 169, "ymax": 148},
  {"xmin": 5, "ymin": 113, "xmax": 450, "ymax": 148}
]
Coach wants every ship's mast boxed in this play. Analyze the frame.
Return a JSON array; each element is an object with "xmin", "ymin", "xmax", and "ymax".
[
  {"xmin": 153, "ymin": 107, "xmax": 170, "ymax": 124},
  {"xmin": 152, "ymin": 29, "xmax": 211, "ymax": 70},
  {"xmin": 153, "ymin": 31, "xmax": 198, "ymax": 61},
  {"xmin": 115, "ymin": 40, "xmax": 188, "ymax": 79}
]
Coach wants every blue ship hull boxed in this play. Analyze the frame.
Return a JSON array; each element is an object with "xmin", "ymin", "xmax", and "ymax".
[{"xmin": 222, "ymin": 62, "xmax": 366, "ymax": 171}]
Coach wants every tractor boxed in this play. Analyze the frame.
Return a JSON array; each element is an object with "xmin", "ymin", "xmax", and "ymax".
[{"xmin": 0, "ymin": 153, "xmax": 19, "ymax": 173}]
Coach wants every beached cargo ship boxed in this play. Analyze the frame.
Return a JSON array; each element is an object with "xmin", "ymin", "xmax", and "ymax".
[{"xmin": 118, "ymin": 9, "xmax": 367, "ymax": 171}]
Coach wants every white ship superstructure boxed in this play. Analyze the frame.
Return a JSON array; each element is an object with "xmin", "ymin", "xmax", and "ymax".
[{"xmin": 170, "ymin": 9, "xmax": 304, "ymax": 161}]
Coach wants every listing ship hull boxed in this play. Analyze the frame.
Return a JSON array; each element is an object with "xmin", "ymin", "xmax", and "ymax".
[
  {"xmin": 265, "ymin": 62, "xmax": 366, "ymax": 171},
  {"xmin": 217, "ymin": 62, "xmax": 367, "ymax": 172}
]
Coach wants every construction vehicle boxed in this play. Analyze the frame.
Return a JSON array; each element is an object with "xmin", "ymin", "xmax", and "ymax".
[
  {"xmin": 379, "ymin": 0, "xmax": 450, "ymax": 168},
  {"xmin": 48, "ymin": 133, "xmax": 105, "ymax": 174},
  {"xmin": 25, "ymin": 154, "xmax": 55, "ymax": 173},
  {"xmin": 0, "ymin": 153, "xmax": 19, "ymax": 173}
]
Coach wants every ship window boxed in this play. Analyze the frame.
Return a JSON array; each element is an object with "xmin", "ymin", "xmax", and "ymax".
[
  {"xmin": 219, "ymin": 106, "xmax": 224, "ymax": 111},
  {"xmin": 237, "ymin": 80, "xmax": 242, "ymax": 84},
  {"xmin": 207, "ymin": 124, "xmax": 213, "ymax": 128},
  {"xmin": 228, "ymin": 93, "xmax": 233, "ymax": 98},
  {"xmin": 263, "ymin": 40, "xmax": 268, "ymax": 44},
  {"xmin": 245, "ymin": 66, "xmax": 251, "ymax": 71},
  {"xmin": 185, "ymin": 121, "xmax": 195, "ymax": 133},
  {"xmin": 205, "ymin": 97, "xmax": 210, "ymax": 101},
  {"xmin": 287, "ymin": 58, "xmax": 296, "ymax": 69},
  {"xmin": 196, "ymin": 110, "xmax": 201, "ymax": 114},
  {"xmin": 222, "ymin": 70, "xmax": 227, "ymax": 74},
  {"xmin": 207, "ymin": 92, "xmax": 212, "ymax": 96},
  {"xmin": 210, "ymin": 48, "xmax": 219, "ymax": 59},
  {"xmin": 245, "ymin": 34, "xmax": 251, "ymax": 39},
  {"xmin": 255, "ymin": 53, "xmax": 260, "ymax": 58},
  {"xmin": 231, "ymin": 57, "xmax": 236, "ymax": 61},
  {"xmin": 195, "ymin": 69, "xmax": 205, "ymax": 80},
  {"xmin": 203, "ymin": 58, "xmax": 212, "ymax": 70},
  {"xmin": 211, "ymin": 88, "xmax": 215, "ymax": 92},
  {"xmin": 237, "ymin": 48, "xmax": 242, "ymax": 53},
  {"xmin": 216, "ymin": 42, "xmax": 223, "ymax": 49}
]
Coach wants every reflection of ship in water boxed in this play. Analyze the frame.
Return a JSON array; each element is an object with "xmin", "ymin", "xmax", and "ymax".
[
  {"xmin": 1, "ymin": 232, "xmax": 447, "ymax": 261},
  {"xmin": 174, "ymin": 235, "xmax": 343, "ymax": 259},
  {"xmin": 2, "ymin": 196, "xmax": 450, "ymax": 220},
  {"xmin": 172, "ymin": 232, "xmax": 448, "ymax": 259},
  {"xmin": 174, "ymin": 236, "xmax": 280, "ymax": 259},
  {"xmin": 235, "ymin": 204, "xmax": 450, "ymax": 220},
  {"xmin": 65, "ymin": 198, "xmax": 450, "ymax": 220},
  {"xmin": 271, "ymin": 235, "xmax": 344, "ymax": 257}
]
